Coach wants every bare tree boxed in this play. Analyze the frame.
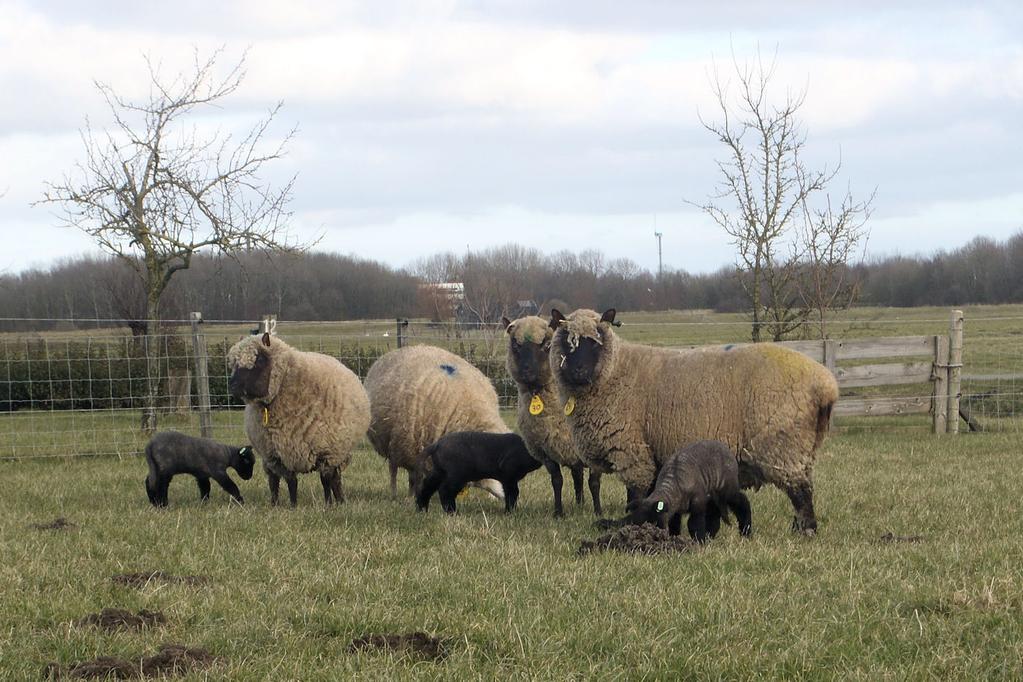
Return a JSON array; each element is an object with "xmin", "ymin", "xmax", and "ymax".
[
  {"xmin": 694, "ymin": 52, "xmax": 870, "ymax": 341},
  {"xmin": 798, "ymin": 189, "xmax": 873, "ymax": 338},
  {"xmin": 37, "ymin": 48, "xmax": 305, "ymax": 431}
]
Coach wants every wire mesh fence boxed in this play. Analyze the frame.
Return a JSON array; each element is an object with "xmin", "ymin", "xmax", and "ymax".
[{"xmin": 2, "ymin": 309, "xmax": 1021, "ymax": 459}]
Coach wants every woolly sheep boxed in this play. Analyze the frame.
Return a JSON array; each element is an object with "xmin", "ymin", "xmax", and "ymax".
[
  {"xmin": 144, "ymin": 430, "xmax": 255, "ymax": 507},
  {"xmin": 502, "ymin": 315, "xmax": 604, "ymax": 517},
  {"xmin": 550, "ymin": 308, "xmax": 839, "ymax": 534},
  {"xmin": 364, "ymin": 344, "xmax": 509, "ymax": 497},
  {"xmin": 227, "ymin": 332, "xmax": 371, "ymax": 507},
  {"xmin": 415, "ymin": 431, "xmax": 541, "ymax": 513},
  {"xmin": 621, "ymin": 439, "xmax": 752, "ymax": 543}
]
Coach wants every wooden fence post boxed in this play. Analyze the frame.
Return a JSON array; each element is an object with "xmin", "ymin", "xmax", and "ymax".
[
  {"xmin": 396, "ymin": 318, "xmax": 408, "ymax": 348},
  {"xmin": 190, "ymin": 312, "xmax": 213, "ymax": 439},
  {"xmin": 947, "ymin": 309, "xmax": 964, "ymax": 434},
  {"xmin": 933, "ymin": 334, "xmax": 949, "ymax": 435}
]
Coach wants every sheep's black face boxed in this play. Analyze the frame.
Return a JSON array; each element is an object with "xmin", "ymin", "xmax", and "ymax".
[
  {"xmin": 229, "ymin": 351, "xmax": 271, "ymax": 401},
  {"xmin": 625, "ymin": 498, "xmax": 667, "ymax": 527},
  {"xmin": 509, "ymin": 339, "xmax": 550, "ymax": 390},
  {"xmin": 557, "ymin": 335, "xmax": 603, "ymax": 387},
  {"xmin": 235, "ymin": 446, "xmax": 256, "ymax": 480}
]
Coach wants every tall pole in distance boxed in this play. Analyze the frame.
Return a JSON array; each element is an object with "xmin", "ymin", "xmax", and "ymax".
[{"xmin": 654, "ymin": 230, "xmax": 663, "ymax": 278}]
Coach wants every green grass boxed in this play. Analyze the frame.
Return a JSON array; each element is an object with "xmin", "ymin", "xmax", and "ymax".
[{"xmin": 3, "ymin": 427, "xmax": 1023, "ymax": 679}]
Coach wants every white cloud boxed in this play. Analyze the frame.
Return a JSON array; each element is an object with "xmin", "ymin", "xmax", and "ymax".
[{"xmin": 0, "ymin": 0, "xmax": 1021, "ymax": 276}]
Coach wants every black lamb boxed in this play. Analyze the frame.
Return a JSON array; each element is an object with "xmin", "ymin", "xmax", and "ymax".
[
  {"xmin": 620, "ymin": 439, "xmax": 752, "ymax": 543},
  {"xmin": 144, "ymin": 430, "xmax": 255, "ymax": 507},
  {"xmin": 415, "ymin": 432, "xmax": 542, "ymax": 514}
]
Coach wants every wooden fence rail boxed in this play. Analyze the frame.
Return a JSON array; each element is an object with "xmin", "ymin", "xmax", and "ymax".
[{"xmin": 774, "ymin": 309, "xmax": 964, "ymax": 434}]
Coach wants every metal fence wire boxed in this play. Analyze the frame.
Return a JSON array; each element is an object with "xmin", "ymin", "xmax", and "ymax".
[{"xmin": 1, "ymin": 311, "xmax": 1021, "ymax": 459}]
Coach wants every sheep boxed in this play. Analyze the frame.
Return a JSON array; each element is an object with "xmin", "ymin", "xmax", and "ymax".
[
  {"xmin": 143, "ymin": 430, "xmax": 255, "ymax": 507},
  {"xmin": 364, "ymin": 344, "xmax": 509, "ymax": 498},
  {"xmin": 502, "ymin": 314, "xmax": 604, "ymax": 517},
  {"xmin": 415, "ymin": 431, "xmax": 541, "ymax": 513},
  {"xmin": 227, "ymin": 332, "xmax": 371, "ymax": 507},
  {"xmin": 550, "ymin": 308, "xmax": 839, "ymax": 535},
  {"xmin": 620, "ymin": 440, "xmax": 752, "ymax": 543}
]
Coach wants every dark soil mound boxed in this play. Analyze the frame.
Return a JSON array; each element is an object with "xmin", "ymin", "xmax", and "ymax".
[
  {"xmin": 76, "ymin": 608, "xmax": 166, "ymax": 632},
  {"xmin": 879, "ymin": 532, "xmax": 925, "ymax": 544},
  {"xmin": 578, "ymin": 522, "xmax": 696, "ymax": 556},
  {"xmin": 29, "ymin": 517, "xmax": 76, "ymax": 531},
  {"xmin": 43, "ymin": 656, "xmax": 137, "ymax": 679},
  {"xmin": 111, "ymin": 571, "xmax": 209, "ymax": 588},
  {"xmin": 139, "ymin": 644, "xmax": 219, "ymax": 677},
  {"xmin": 43, "ymin": 644, "xmax": 219, "ymax": 679},
  {"xmin": 348, "ymin": 631, "xmax": 450, "ymax": 661}
]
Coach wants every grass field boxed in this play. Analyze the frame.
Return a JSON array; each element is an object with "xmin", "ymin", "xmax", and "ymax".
[{"xmin": 3, "ymin": 425, "xmax": 1023, "ymax": 679}]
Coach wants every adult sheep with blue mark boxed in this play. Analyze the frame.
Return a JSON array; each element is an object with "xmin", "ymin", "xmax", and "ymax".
[
  {"xmin": 227, "ymin": 332, "xmax": 371, "ymax": 507},
  {"xmin": 550, "ymin": 308, "xmax": 839, "ymax": 535},
  {"xmin": 364, "ymin": 344, "xmax": 508, "ymax": 499}
]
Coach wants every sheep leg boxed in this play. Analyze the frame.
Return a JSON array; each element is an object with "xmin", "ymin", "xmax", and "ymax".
[
  {"xmin": 388, "ymin": 460, "xmax": 399, "ymax": 497},
  {"xmin": 729, "ymin": 491, "xmax": 753, "ymax": 537},
  {"xmin": 285, "ymin": 475, "xmax": 299, "ymax": 508},
  {"xmin": 668, "ymin": 512, "xmax": 682, "ymax": 536},
  {"xmin": 687, "ymin": 503, "xmax": 709, "ymax": 543},
  {"xmin": 319, "ymin": 470, "xmax": 334, "ymax": 505},
  {"xmin": 543, "ymin": 459, "xmax": 565, "ymax": 517},
  {"xmin": 625, "ymin": 487, "xmax": 644, "ymax": 505},
  {"xmin": 266, "ymin": 470, "xmax": 281, "ymax": 506},
  {"xmin": 214, "ymin": 474, "xmax": 244, "ymax": 504},
  {"xmin": 196, "ymin": 476, "xmax": 211, "ymax": 502},
  {"xmin": 155, "ymin": 475, "xmax": 171, "ymax": 508},
  {"xmin": 570, "ymin": 465, "xmax": 585, "ymax": 505},
  {"xmin": 331, "ymin": 472, "xmax": 345, "ymax": 505},
  {"xmin": 438, "ymin": 480, "xmax": 461, "ymax": 514},
  {"xmin": 416, "ymin": 469, "xmax": 445, "ymax": 511},
  {"xmin": 588, "ymin": 470, "xmax": 603, "ymax": 517},
  {"xmin": 785, "ymin": 480, "xmax": 817, "ymax": 535},
  {"xmin": 704, "ymin": 503, "xmax": 722, "ymax": 539},
  {"xmin": 144, "ymin": 476, "xmax": 158, "ymax": 506},
  {"xmin": 503, "ymin": 480, "xmax": 520, "ymax": 512}
]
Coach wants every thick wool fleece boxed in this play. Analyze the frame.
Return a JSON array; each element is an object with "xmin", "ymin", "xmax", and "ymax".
[
  {"xmin": 505, "ymin": 316, "xmax": 590, "ymax": 470},
  {"xmin": 551, "ymin": 309, "xmax": 839, "ymax": 495},
  {"xmin": 364, "ymin": 345, "xmax": 509, "ymax": 476},
  {"xmin": 228, "ymin": 335, "xmax": 370, "ymax": 476}
]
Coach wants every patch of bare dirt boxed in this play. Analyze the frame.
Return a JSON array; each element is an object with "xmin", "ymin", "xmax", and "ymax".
[
  {"xmin": 139, "ymin": 645, "xmax": 219, "ymax": 677},
  {"xmin": 111, "ymin": 571, "xmax": 209, "ymax": 588},
  {"xmin": 348, "ymin": 631, "xmax": 450, "ymax": 661},
  {"xmin": 578, "ymin": 522, "xmax": 696, "ymax": 556},
  {"xmin": 879, "ymin": 532, "xmax": 925, "ymax": 544},
  {"xmin": 43, "ymin": 644, "xmax": 219, "ymax": 679},
  {"xmin": 29, "ymin": 517, "xmax": 76, "ymax": 531},
  {"xmin": 75, "ymin": 608, "xmax": 166, "ymax": 632}
]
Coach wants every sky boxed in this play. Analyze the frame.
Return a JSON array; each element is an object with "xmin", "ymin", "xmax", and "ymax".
[{"xmin": 0, "ymin": 0, "xmax": 1021, "ymax": 276}]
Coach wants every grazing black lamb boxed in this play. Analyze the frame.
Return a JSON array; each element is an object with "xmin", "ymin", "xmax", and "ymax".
[
  {"xmin": 415, "ymin": 432, "xmax": 542, "ymax": 514},
  {"xmin": 621, "ymin": 439, "xmax": 752, "ymax": 543},
  {"xmin": 144, "ymin": 431, "xmax": 255, "ymax": 507}
]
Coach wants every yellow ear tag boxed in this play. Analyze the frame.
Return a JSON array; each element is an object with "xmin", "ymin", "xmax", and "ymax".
[
  {"xmin": 529, "ymin": 395, "xmax": 544, "ymax": 415},
  {"xmin": 564, "ymin": 396, "xmax": 576, "ymax": 416},
  {"xmin": 262, "ymin": 407, "xmax": 269, "ymax": 426}
]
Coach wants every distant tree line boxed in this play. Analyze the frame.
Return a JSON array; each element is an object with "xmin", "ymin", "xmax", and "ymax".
[{"xmin": 2, "ymin": 233, "xmax": 1022, "ymax": 329}]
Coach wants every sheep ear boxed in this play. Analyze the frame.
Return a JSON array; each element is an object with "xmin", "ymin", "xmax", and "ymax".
[
  {"xmin": 262, "ymin": 332, "xmax": 271, "ymax": 347},
  {"xmin": 549, "ymin": 309, "xmax": 565, "ymax": 330},
  {"xmin": 501, "ymin": 317, "xmax": 512, "ymax": 333},
  {"xmin": 600, "ymin": 308, "xmax": 617, "ymax": 325}
]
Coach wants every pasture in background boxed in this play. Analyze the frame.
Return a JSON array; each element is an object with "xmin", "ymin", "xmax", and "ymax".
[{"xmin": 2, "ymin": 305, "xmax": 1022, "ymax": 460}]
